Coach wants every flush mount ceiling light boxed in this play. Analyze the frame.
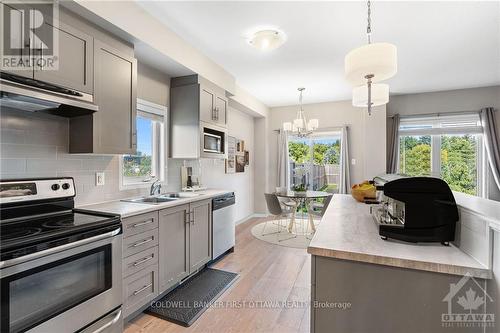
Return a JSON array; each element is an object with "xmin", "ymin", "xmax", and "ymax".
[
  {"xmin": 283, "ymin": 88, "xmax": 319, "ymax": 137},
  {"xmin": 345, "ymin": 0, "xmax": 397, "ymax": 115},
  {"xmin": 247, "ymin": 29, "xmax": 286, "ymax": 51}
]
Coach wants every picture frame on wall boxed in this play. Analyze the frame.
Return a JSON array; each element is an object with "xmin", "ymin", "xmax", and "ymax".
[
  {"xmin": 244, "ymin": 150, "xmax": 249, "ymax": 166},
  {"xmin": 236, "ymin": 155, "xmax": 245, "ymax": 173},
  {"xmin": 236, "ymin": 139, "xmax": 245, "ymax": 153},
  {"xmin": 226, "ymin": 136, "xmax": 236, "ymax": 174}
]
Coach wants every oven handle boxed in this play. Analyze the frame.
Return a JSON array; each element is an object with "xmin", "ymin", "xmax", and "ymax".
[
  {"xmin": 81, "ymin": 308, "xmax": 122, "ymax": 333},
  {"xmin": 0, "ymin": 227, "xmax": 121, "ymax": 269}
]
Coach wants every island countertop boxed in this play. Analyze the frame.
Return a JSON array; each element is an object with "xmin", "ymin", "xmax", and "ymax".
[{"xmin": 307, "ymin": 194, "xmax": 491, "ymax": 279}]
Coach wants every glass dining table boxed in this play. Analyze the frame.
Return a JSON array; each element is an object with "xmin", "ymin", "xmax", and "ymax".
[{"xmin": 274, "ymin": 190, "xmax": 331, "ymax": 234}]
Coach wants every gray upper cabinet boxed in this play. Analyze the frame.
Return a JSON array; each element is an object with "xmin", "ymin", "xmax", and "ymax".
[
  {"xmin": 200, "ymin": 87, "xmax": 215, "ymax": 123},
  {"xmin": 34, "ymin": 22, "xmax": 93, "ymax": 94},
  {"xmin": 189, "ymin": 199, "xmax": 212, "ymax": 274},
  {"xmin": 1, "ymin": 2, "xmax": 34, "ymax": 78},
  {"xmin": 214, "ymin": 95, "xmax": 227, "ymax": 126},
  {"xmin": 158, "ymin": 204, "xmax": 190, "ymax": 293},
  {"xmin": 69, "ymin": 39, "xmax": 137, "ymax": 154},
  {"xmin": 171, "ymin": 75, "xmax": 228, "ymax": 128}
]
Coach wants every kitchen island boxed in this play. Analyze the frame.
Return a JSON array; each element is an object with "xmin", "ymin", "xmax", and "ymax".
[{"xmin": 308, "ymin": 195, "xmax": 494, "ymax": 333}]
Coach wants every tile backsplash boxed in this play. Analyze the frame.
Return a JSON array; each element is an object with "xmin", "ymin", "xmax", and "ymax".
[{"xmin": 0, "ymin": 109, "xmax": 151, "ymax": 206}]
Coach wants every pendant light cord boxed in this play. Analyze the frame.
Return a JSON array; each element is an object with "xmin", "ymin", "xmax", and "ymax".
[{"xmin": 367, "ymin": 0, "xmax": 372, "ymax": 44}]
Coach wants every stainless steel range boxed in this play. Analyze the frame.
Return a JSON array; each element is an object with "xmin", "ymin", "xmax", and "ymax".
[{"xmin": 0, "ymin": 178, "xmax": 123, "ymax": 333}]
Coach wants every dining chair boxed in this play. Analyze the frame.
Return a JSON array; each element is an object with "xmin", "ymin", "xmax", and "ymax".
[
  {"xmin": 308, "ymin": 195, "xmax": 333, "ymax": 222},
  {"xmin": 275, "ymin": 187, "xmax": 297, "ymax": 209},
  {"xmin": 263, "ymin": 193, "xmax": 293, "ymax": 236}
]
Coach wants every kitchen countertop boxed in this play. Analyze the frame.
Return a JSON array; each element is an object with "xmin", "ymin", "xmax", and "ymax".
[
  {"xmin": 76, "ymin": 189, "xmax": 231, "ymax": 218},
  {"xmin": 307, "ymin": 194, "xmax": 492, "ymax": 279}
]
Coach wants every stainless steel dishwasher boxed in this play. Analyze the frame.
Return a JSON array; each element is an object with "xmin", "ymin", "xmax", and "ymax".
[{"xmin": 212, "ymin": 192, "xmax": 236, "ymax": 261}]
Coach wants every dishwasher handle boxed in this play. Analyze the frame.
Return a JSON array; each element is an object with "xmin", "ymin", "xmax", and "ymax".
[{"xmin": 212, "ymin": 193, "xmax": 235, "ymax": 211}]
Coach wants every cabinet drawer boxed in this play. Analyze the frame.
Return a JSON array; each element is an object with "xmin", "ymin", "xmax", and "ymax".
[
  {"xmin": 123, "ymin": 264, "xmax": 158, "ymax": 318},
  {"xmin": 122, "ymin": 212, "xmax": 158, "ymax": 238},
  {"xmin": 123, "ymin": 229, "xmax": 159, "ymax": 258},
  {"xmin": 123, "ymin": 246, "xmax": 158, "ymax": 278}
]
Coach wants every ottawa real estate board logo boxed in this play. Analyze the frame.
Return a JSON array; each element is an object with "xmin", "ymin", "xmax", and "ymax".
[
  {"xmin": 442, "ymin": 273, "xmax": 495, "ymax": 329},
  {"xmin": 1, "ymin": 0, "xmax": 59, "ymax": 71}
]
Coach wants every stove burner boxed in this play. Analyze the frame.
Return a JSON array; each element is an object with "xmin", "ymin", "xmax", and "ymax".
[
  {"xmin": 42, "ymin": 218, "xmax": 75, "ymax": 229},
  {"xmin": 1, "ymin": 227, "xmax": 42, "ymax": 241}
]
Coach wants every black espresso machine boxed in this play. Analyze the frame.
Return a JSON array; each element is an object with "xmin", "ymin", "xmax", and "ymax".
[{"xmin": 371, "ymin": 174, "xmax": 459, "ymax": 245}]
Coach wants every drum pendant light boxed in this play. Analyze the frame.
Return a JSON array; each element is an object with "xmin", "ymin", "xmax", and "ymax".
[{"xmin": 345, "ymin": 1, "xmax": 397, "ymax": 115}]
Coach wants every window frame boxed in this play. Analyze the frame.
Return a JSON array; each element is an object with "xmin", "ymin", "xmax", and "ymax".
[
  {"xmin": 119, "ymin": 99, "xmax": 168, "ymax": 190},
  {"xmin": 287, "ymin": 128, "xmax": 343, "ymax": 190},
  {"xmin": 397, "ymin": 114, "xmax": 485, "ymax": 197}
]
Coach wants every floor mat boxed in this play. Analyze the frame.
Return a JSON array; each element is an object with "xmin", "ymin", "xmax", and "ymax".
[{"xmin": 146, "ymin": 268, "xmax": 238, "ymax": 327}]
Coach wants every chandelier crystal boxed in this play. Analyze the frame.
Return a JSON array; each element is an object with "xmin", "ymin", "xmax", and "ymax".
[{"xmin": 283, "ymin": 88, "xmax": 318, "ymax": 137}]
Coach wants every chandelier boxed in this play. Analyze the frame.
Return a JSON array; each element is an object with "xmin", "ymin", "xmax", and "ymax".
[
  {"xmin": 283, "ymin": 88, "xmax": 318, "ymax": 137},
  {"xmin": 345, "ymin": 0, "xmax": 397, "ymax": 115}
]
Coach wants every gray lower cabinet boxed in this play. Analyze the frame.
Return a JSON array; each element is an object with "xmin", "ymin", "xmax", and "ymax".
[
  {"xmin": 311, "ymin": 255, "xmax": 488, "ymax": 333},
  {"xmin": 189, "ymin": 199, "xmax": 212, "ymax": 273},
  {"xmin": 158, "ymin": 204, "xmax": 190, "ymax": 293},
  {"xmin": 122, "ymin": 212, "xmax": 159, "ymax": 318},
  {"xmin": 158, "ymin": 199, "xmax": 212, "ymax": 294},
  {"xmin": 69, "ymin": 39, "xmax": 137, "ymax": 154}
]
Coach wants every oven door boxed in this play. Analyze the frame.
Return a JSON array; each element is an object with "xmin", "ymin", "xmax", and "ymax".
[{"xmin": 0, "ymin": 228, "xmax": 122, "ymax": 333}]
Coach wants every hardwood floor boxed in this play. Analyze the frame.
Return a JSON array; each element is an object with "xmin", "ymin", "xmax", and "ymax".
[{"xmin": 124, "ymin": 217, "xmax": 311, "ymax": 333}]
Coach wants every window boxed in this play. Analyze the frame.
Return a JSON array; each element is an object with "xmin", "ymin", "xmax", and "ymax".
[
  {"xmin": 398, "ymin": 114, "xmax": 484, "ymax": 196},
  {"xmin": 288, "ymin": 130, "xmax": 342, "ymax": 192},
  {"xmin": 121, "ymin": 100, "xmax": 167, "ymax": 188}
]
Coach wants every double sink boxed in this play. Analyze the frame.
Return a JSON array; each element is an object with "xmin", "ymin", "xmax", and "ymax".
[{"xmin": 122, "ymin": 192, "xmax": 202, "ymax": 205}]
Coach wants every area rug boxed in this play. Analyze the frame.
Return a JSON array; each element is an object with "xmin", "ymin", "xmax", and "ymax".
[
  {"xmin": 146, "ymin": 268, "xmax": 238, "ymax": 327},
  {"xmin": 250, "ymin": 217, "xmax": 315, "ymax": 249}
]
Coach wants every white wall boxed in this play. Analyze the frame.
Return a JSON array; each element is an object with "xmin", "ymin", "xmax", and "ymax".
[
  {"xmin": 253, "ymin": 101, "xmax": 386, "ymax": 213},
  {"xmin": 166, "ymin": 107, "xmax": 255, "ymax": 223}
]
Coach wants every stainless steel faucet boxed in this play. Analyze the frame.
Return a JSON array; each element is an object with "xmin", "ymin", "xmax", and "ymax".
[{"xmin": 150, "ymin": 179, "xmax": 161, "ymax": 196}]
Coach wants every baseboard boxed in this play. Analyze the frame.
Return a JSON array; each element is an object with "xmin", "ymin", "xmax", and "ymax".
[{"xmin": 235, "ymin": 213, "xmax": 269, "ymax": 225}]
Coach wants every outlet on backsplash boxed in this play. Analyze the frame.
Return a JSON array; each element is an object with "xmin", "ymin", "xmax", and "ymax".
[{"xmin": 96, "ymin": 172, "xmax": 105, "ymax": 186}]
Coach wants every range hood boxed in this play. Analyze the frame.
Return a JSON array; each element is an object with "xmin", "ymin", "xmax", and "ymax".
[{"xmin": 0, "ymin": 72, "xmax": 98, "ymax": 117}]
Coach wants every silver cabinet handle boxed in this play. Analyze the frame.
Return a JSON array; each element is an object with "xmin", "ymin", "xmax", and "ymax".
[
  {"xmin": 131, "ymin": 219, "xmax": 154, "ymax": 228},
  {"xmin": 133, "ymin": 283, "xmax": 153, "ymax": 296},
  {"xmin": 185, "ymin": 210, "xmax": 190, "ymax": 224},
  {"xmin": 133, "ymin": 255, "xmax": 154, "ymax": 267},
  {"xmin": 131, "ymin": 237, "xmax": 154, "ymax": 248},
  {"xmin": 191, "ymin": 210, "xmax": 195, "ymax": 225},
  {"xmin": 212, "ymin": 107, "xmax": 216, "ymax": 120}
]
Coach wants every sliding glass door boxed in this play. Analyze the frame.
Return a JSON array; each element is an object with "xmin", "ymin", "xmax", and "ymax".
[{"xmin": 288, "ymin": 131, "xmax": 342, "ymax": 192}]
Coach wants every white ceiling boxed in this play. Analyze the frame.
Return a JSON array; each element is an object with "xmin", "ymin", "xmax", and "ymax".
[{"xmin": 137, "ymin": 1, "xmax": 500, "ymax": 107}]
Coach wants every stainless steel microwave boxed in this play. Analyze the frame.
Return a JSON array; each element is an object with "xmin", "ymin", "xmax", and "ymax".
[{"xmin": 201, "ymin": 123, "xmax": 227, "ymax": 158}]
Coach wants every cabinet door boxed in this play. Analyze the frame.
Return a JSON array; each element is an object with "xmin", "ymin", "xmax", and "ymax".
[
  {"xmin": 93, "ymin": 40, "xmax": 137, "ymax": 154},
  {"xmin": 1, "ymin": 2, "xmax": 33, "ymax": 78},
  {"xmin": 158, "ymin": 204, "xmax": 190, "ymax": 293},
  {"xmin": 34, "ymin": 22, "xmax": 93, "ymax": 94},
  {"xmin": 189, "ymin": 199, "xmax": 212, "ymax": 274},
  {"xmin": 215, "ymin": 95, "xmax": 228, "ymax": 126},
  {"xmin": 199, "ymin": 87, "xmax": 215, "ymax": 123}
]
